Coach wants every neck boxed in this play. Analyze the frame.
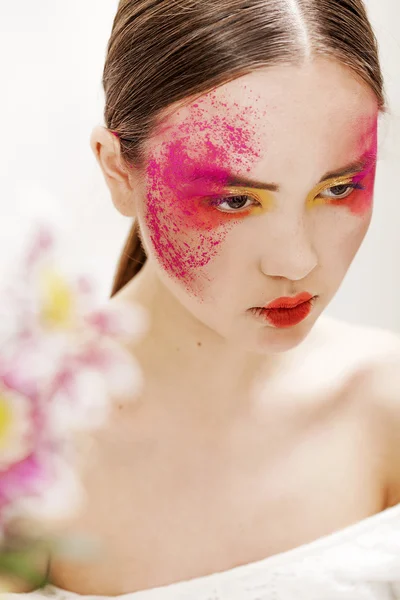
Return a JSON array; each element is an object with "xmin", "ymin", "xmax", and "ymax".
[{"xmin": 113, "ymin": 261, "xmax": 287, "ymax": 420}]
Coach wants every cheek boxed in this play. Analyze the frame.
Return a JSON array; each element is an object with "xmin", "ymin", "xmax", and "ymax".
[
  {"xmin": 344, "ymin": 216, "xmax": 371, "ymax": 257},
  {"xmin": 316, "ymin": 209, "xmax": 371, "ymax": 276},
  {"xmin": 143, "ymin": 106, "xmax": 262, "ymax": 290},
  {"xmin": 163, "ymin": 191, "xmax": 248, "ymax": 230},
  {"xmin": 143, "ymin": 161, "xmax": 235, "ymax": 292}
]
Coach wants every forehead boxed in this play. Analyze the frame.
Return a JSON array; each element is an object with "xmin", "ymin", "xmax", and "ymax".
[{"xmin": 148, "ymin": 57, "xmax": 379, "ymax": 180}]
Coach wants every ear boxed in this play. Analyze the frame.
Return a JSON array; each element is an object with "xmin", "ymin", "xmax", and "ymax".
[{"xmin": 90, "ymin": 125, "xmax": 139, "ymax": 217}]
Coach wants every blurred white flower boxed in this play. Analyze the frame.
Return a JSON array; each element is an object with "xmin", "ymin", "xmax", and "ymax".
[{"xmin": 3, "ymin": 456, "xmax": 85, "ymax": 528}]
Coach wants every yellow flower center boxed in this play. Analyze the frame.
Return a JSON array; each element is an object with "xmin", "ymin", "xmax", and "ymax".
[
  {"xmin": 0, "ymin": 395, "xmax": 13, "ymax": 447},
  {"xmin": 39, "ymin": 268, "xmax": 75, "ymax": 328}
]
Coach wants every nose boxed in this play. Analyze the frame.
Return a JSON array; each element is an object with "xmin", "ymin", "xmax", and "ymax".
[{"xmin": 260, "ymin": 214, "xmax": 318, "ymax": 281}]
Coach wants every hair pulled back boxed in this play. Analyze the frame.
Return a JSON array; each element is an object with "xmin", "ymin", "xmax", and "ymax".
[{"xmin": 103, "ymin": 0, "xmax": 384, "ymax": 297}]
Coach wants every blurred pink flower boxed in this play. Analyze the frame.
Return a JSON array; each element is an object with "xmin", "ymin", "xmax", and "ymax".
[{"xmin": 0, "ymin": 221, "xmax": 145, "ymax": 538}]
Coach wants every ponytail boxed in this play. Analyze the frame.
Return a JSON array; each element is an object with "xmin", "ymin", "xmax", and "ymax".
[{"xmin": 110, "ymin": 220, "xmax": 147, "ymax": 297}]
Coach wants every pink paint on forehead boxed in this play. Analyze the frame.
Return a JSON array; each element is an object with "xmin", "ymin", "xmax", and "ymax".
[{"xmin": 144, "ymin": 95, "xmax": 262, "ymax": 293}]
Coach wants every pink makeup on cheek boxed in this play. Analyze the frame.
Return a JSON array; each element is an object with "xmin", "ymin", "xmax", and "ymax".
[{"xmin": 144, "ymin": 99, "xmax": 261, "ymax": 289}]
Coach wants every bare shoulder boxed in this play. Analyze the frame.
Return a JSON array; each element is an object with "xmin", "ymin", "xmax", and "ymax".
[
  {"xmin": 313, "ymin": 315, "xmax": 400, "ymax": 358},
  {"xmin": 313, "ymin": 316, "xmax": 400, "ymax": 506},
  {"xmin": 311, "ymin": 315, "xmax": 400, "ymax": 394},
  {"xmin": 285, "ymin": 315, "xmax": 400, "ymax": 395}
]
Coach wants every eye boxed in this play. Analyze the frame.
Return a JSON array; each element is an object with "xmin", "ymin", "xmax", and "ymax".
[
  {"xmin": 208, "ymin": 194, "xmax": 259, "ymax": 213},
  {"xmin": 319, "ymin": 182, "xmax": 363, "ymax": 200}
]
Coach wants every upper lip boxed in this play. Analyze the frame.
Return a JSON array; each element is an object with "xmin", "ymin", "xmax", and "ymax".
[{"xmin": 263, "ymin": 292, "xmax": 314, "ymax": 310}]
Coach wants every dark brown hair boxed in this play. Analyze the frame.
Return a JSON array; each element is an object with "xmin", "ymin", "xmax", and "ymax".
[{"xmin": 103, "ymin": 0, "xmax": 384, "ymax": 298}]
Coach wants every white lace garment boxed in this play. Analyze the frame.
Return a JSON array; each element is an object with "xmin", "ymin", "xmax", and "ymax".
[{"xmin": 4, "ymin": 502, "xmax": 400, "ymax": 600}]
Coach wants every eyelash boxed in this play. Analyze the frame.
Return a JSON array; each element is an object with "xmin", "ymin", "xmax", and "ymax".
[
  {"xmin": 207, "ymin": 182, "xmax": 366, "ymax": 213},
  {"xmin": 317, "ymin": 182, "xmax": 365, "ymax": 200},
  {"xmin": 208, "ymin": 194, "xmax": 259, "ymax": 212}
]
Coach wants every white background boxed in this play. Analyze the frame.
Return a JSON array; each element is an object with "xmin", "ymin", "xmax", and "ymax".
[{"xmin": 0, "ymin": 1, "xmax": 399, "ymax": 330}]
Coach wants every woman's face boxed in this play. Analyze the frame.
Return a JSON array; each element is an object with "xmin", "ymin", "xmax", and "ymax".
[{"xmin": 136, "ymin": 58, "xmax": 379, "ymax": 353}]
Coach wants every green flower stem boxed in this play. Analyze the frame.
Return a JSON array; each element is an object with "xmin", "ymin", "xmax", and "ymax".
[{"xmin": 0, "ymin": 551, "xmax": 48, "ymax": 588}]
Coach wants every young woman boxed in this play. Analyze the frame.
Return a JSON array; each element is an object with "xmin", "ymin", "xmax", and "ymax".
[{"xmin": 8, "ymin": 0, "xmax": 400, "ymax": 598}]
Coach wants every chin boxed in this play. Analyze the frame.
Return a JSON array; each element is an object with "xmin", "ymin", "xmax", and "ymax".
[{"xmin": 250, "ymin": 318, "xmax": 318, "ymax": 355}]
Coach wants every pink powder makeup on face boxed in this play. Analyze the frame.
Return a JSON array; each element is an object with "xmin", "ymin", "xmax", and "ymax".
[
  {"xmin": 143, "ymin": 94, "xmax": 262, "ymax": 293},
  {"xmin": 329, "ymin": 123, "xmax": 378, "ymax": 216}
]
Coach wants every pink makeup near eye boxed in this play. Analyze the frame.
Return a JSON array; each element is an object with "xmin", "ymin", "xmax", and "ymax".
[
  {"xmin": 188, "ymin": 194, "xmax": 257, "ymax": 228},
  {"xmin": 324, "ymin": 171, "xmax": 375, "ymax": 215},
  {"xmin": 208, "ymin": 193, "xmax": 261, "ymax": 213},
  {"xmin": 318, "ymin": 181, "xmax": 365, "ymax": 200},
  {"xmin": 309, "ymin": 159, "xmax": 376, "ymax": 215},
  {"xmin": 308, "ymin": 128, "xmax": 378, "ymax": 215},
  {"xmin": 143, "ymin": 112, "xmax": 263, "ymax": 287}
]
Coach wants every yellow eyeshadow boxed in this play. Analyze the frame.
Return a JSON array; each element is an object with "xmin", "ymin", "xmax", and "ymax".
[
  {"xmin": 306, "ymin": 176, "xmax": 356, "ymax": 208},
  {"xmin": 224, "ymin": 186, "xmax": 274, "ymax": 214},
  {"xmin": 223, "ymin": 174, "xmax": 360, "ymax": 215}
]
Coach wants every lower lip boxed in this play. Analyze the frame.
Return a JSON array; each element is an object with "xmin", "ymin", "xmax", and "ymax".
[{"xmin": 252, "ymin": 299, "xmax": 314, "ymax": 329}]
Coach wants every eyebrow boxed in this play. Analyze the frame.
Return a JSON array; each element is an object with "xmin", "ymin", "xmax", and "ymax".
[
  {"xmin": 189, "ymin": 153, "xmax": 376, "ymax": 192},
  {"xmin": 320, "ymin": 156, "xmax": 375, "ymax": 183}
]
